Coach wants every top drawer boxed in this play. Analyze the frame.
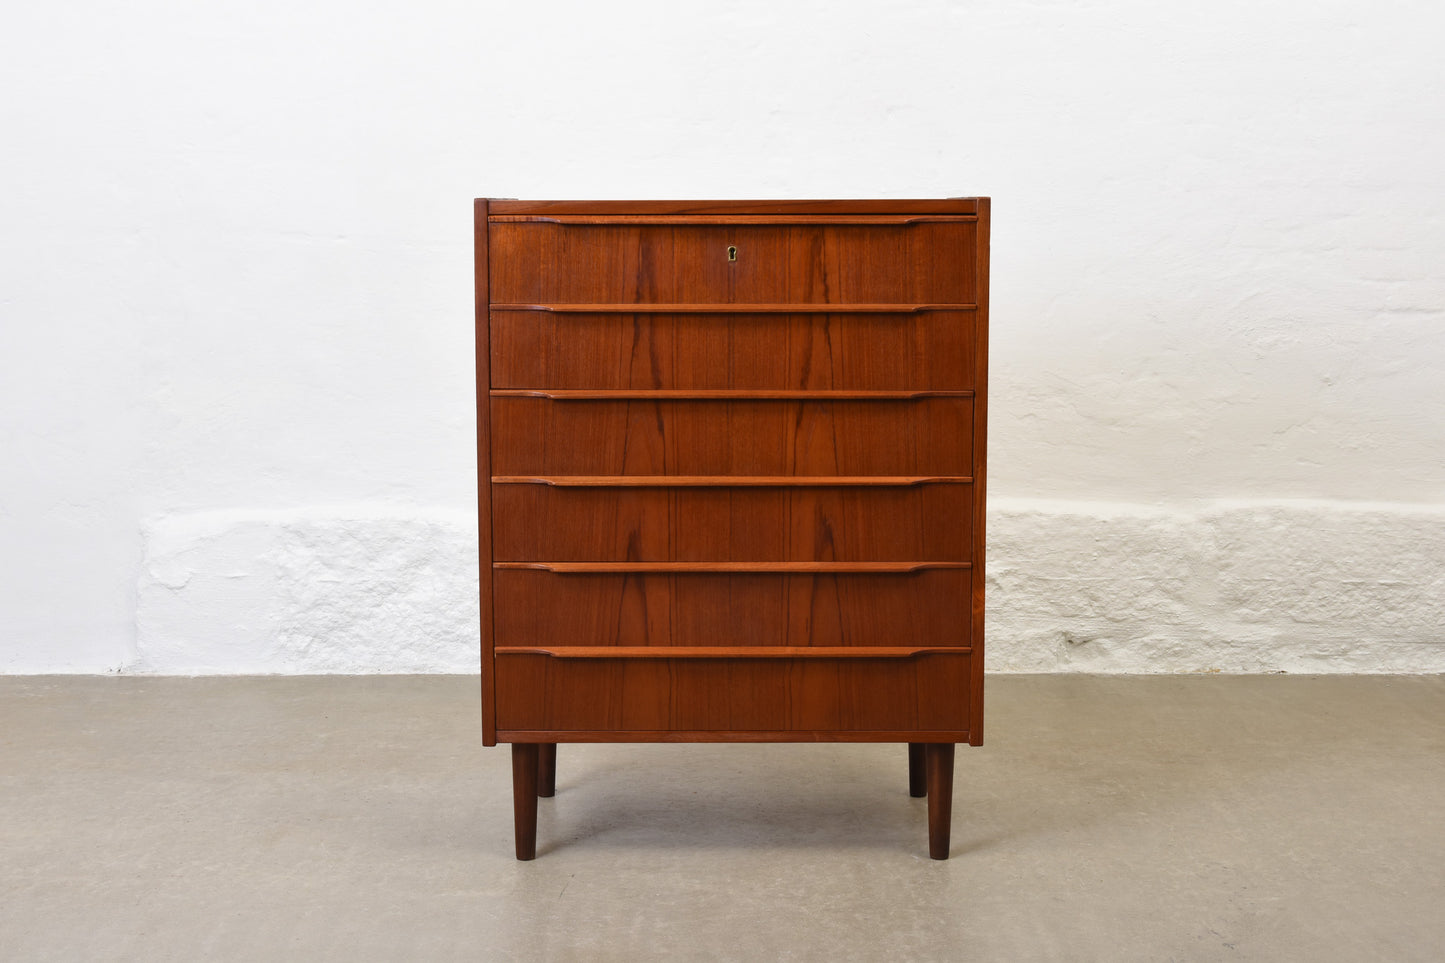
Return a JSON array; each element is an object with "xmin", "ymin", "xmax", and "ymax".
[{"xmin": 488, "ymin": 218, "xmax": 977, "ymax": 306}]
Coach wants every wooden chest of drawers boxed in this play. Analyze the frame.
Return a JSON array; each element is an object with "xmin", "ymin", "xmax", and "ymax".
[{"xmin": 475, "ymin": 198, "xmax": 989, "ymax": 859}]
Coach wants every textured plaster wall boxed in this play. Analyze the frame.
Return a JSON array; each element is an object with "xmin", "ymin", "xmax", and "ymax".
[
  {"xmin": 133, "ymin": 501, "xmax": 1445, "ymax": 675},
  {"xmin": 3, "ymin": 1, "xmax": 1443, "ymax": 672}
]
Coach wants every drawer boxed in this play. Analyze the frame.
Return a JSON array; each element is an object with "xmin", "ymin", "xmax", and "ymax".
[
  {"xmin": 492, "ymin": 483, "xmax": 973, "ymax": 562},
  {"xmin": 488, "ymin": 220, "xmax": 976, "ymax": 305},
  {"xmin": 490, "ymin": 309, "xmax": 976, "ymax": 390},
  {"xmin": 490, "ymin": 396, "xmax": 974, "ymax": 476},
  {"xmin": 492, "ymin": 568, "xmax": 971, "ymax": 646},
  {"xmin": 493, "ymin": 650, "xmax": 973, "ymax": 735}
]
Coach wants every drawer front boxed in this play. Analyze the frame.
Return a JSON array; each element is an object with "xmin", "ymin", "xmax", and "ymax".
[
  {"xmin": 489, "ymin": 222, "xmax": 976, "ymax": 305},
  {"xmin": 492, "ymin": 484, "xmax": 973, "ymax": 563},
  {"xmin": 490, "ymin": 310, "xmax": 976, "ymax": 391},
  {"xmin": 490, "ymin": 397, "xmax": 973, "ymax": 476},
  {"xmin": 492, "ymin": 569, "xmax": 970, "ymax": 646},
  {"xmin": 494, "ymin": 651, "xmax": 973, "ymax": 734}
]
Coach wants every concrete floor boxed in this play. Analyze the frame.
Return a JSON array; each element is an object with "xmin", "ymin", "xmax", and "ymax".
[{"xmin": 1, "ymin": 676, "xmax": 1442, "ymax": 961}]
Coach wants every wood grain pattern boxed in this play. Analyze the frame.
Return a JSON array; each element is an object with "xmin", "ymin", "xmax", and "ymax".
[
  {"xmin": 474, "ymin": 198, "xmax": 496, "ymax": 747},
  {"xmin": 489, "ymin": 223, "xmax": 976, "ymax": 305},
  {"xmin": 492, "ymin": 569, "xmax": 970, "ymax": 646},
  {"xmin": 969, "ymin": 198, "xmax": 990, "ymax": 748},
  {"xmin": 491, "ymin": 310, "xmax": 976, "ymax": 390},
  {"xmin": 491, "ymin": 484, "xmax": 973, "ymax": 562},
  {"xmin": 495, "ymin": 646, "xmax": 972, "ymax": 659},
  {"xmin": 497, "ymin": 729, "xmax": 973, "ymax": 744},
  {"xmin": 490, "ymin": 397, "xmax": 973, "ymax": 476},
  {"xmin": 491, "ymin": 389, "xmax": 972, "ymax": 400},
  {"xmin": 494, "ymin": 652, "xmax": 973, "ymax": 733},
  {"xmin": 478, "ymin": 198, "xmax": 988, "ymax": 858},
  {"xmin": 489, "ymin": 199, "xmax": 980, "ymax": 215},
  {"xmin": 494, "ymin": 561, "xmax": 968, "ymax": 573},
  {"xmin": 491, "ymin": 215, "xmax": 977, "ymax": 225},
  {"xmin": 492, "ymin": 475, "xmax": 970, "ymax": 487},
  {"xmin": 492, "ymin": 303, "xmax": 975, "ymax": 312}
]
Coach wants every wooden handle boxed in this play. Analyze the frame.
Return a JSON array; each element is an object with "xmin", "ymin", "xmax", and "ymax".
[
  {"xmin": 493, "ymin": 561, "xmax": 970, "ymax": 574},
  {"xmin": 491, "ymin": 475, "xmax": 973, "ymax": 487},
  {"xmin": 490, "ymin": 389, "xmax": 973, "ymax": 401},
  {"xmin": 489, "ymin": 214, "xmax": 978, "ymax": 225},
  {"xmin": 495, "ymin": 645, "xmax": 972, "ymax": 659},
  {"xmin": 491, "ymin": 303, "xmax": 976, "ymax": 314}
]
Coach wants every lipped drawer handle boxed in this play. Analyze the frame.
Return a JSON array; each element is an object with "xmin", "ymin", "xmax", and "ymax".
[
  {"xmin": 489, "ymin": 389, "xmax": 973, "ymax": 400},
  {"xmin": 490, "ymin": 475, "xmax": 973, "ymax": 487},
  {"xmin": 490, "ymin": 303, "xmax": 976, "ymax": 313},
  {"xmin": 488, "ymin": 215, "xmax": 978, "ymax": 225},
  {"xmin": 495, "ymin": 646, "xmax": 972, "ymax": 659},
  {"xmin": 493, "ymin": 561, "xmax": 971, "ymax": 574}
]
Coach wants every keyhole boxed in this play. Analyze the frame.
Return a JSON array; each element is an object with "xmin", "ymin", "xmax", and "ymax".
[{"xmin": 727, "ymin": 246, "xmax": 737, "ymax": 262}]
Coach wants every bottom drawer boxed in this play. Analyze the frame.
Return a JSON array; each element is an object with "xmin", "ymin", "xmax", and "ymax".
[{"xmin": 494, "ymin": 650, "xmax": 973, "ymax": 739}]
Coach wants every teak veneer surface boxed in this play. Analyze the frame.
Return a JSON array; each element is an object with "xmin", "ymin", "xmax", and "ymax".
[
  {"xmin": 490, "ymin": 397, "xmax": 973, "ymax": 476},
  {"xmin": 488, "ymin": 198, "xmax": 981, "ymax": 215},
  {"xmin": 490, "ymin": 222, "xmax": 976, "ymax": 305},
  {"xmin": 476, "ymin": 198, "xmax": 990, "ymax": 859},
  {"xmin": 490, "ymin": 484, "xmax": 973, "ymax": 561},
  {"xmin": 490, "ymin": 309, "xmax": 976, "ymax": 389}
]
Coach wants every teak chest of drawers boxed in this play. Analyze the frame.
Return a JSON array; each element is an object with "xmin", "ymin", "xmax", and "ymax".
[{"xmin": 475, "ymin": 198, "xmax": 989, "ymax": 859}]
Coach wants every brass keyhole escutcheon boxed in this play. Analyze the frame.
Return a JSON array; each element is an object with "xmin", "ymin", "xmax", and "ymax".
[{"xmin": 727, "ymin": 246, "xmax": 737, "ymax": 262}]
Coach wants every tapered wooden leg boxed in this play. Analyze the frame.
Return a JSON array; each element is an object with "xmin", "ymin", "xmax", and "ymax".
[
  {"xmin": 537, "ymin": 743, "xmax": 556, "ymax": 798},
  {"xmin": 908, "ymin": 743, "xmax": 927, "ymax": 797},
  {"xmin": 926, "ymin": 743, "xmax": 955, "ymax": 860},
  {"xmin": 511, "ymin": 744, "xmax": 539, "ymax": 860}
]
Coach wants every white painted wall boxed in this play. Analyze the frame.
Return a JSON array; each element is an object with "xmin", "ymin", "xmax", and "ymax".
[{"xmin": 2, "ymin": 0, "xmax": 1441, "ymax": 673}]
